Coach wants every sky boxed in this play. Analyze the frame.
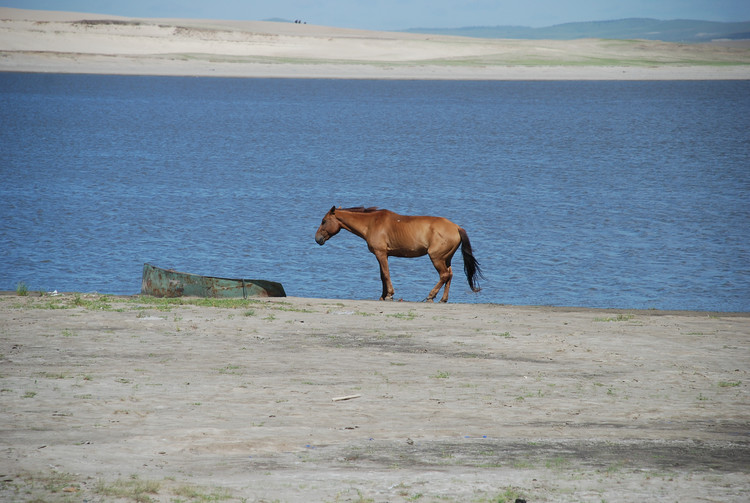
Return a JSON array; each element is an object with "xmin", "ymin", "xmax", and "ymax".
[{"xmin": 2, "ymin": 1, "xmax": 749, "ymax": 31}]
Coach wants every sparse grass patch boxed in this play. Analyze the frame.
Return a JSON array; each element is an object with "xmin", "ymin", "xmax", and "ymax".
[
  {"xmin": 545, "ymin": 455, "xmax": 570, "ymax": 471},
  {"xmin": 10, "ymin": 293, "xmax": 123, "ymax": 311},
  {"xmin": 1, "ymin": 471, "xmax": 81, "ymax": 500},
  {"xmin": 492, "ymin": 486, "xmax": 526, "ymax": 503},
  {"xmin": 172, "ymin": 483, "xmax": 233, "ymax": 501},
  {"xmin": 719, "ymin": 380, "xmax": 741, "ymax": 388},
  {"xmin": 127, "ymin": 295, "xmax": 313, "ymax": 314},
  {"xmin": 40, "ymin": 471, "xmax": 79, "ymax": 494},
  {"xmin": 511, "ymin": 458, "xmax": 535, "ymax": 469},
  {"xmin": 16, "ymin": 281, "xmax": 28, "ymax": 296},
  {"xmin": 594, "ymin": 313, "xmax": 634, "ymax": 322},
  {"xmin": 270, "ymin": 302, "xmax": 315, "ymax": 313},
  {"xmin": 332, "ymin": 487, "xmax": 374, "ymax": 503},
  {"xmin": 94, "ymin": 476, "xmax": 161, "ymax": 502},
  {"xmin": 15, "ymin": 298, "xmax": 70, "ymax": 309},
  {"xmin": 75, "ymin": 294, "xmax": 120, "ymax": 311},
  {"xmin": 388, "ymin": 310, "xmax": 418, "ymax": 320},
  {"xmin": 72, "ymin": 293, "xmax": 120, "ymax": 311},
  {"xmin": 605, "ymin": 460, "xmax": 626, "ymax": 474},
  {"xmin": 129, "ymin": 296, "xmax": 262, "ymax": 309},
  {"xmin": 11, "ymin": 293, "xmax": 312, "ymax": 316},
  {"xmin": 2, "ymin": 472, "xmax": 240, "ymax": 503},
  {"xmin": 217, "ymin": 364, "xmax": 242, "ymax": 375},
  {"xmin": 40, "ymin": 371, "xmax": 68, "ymax": 379}
]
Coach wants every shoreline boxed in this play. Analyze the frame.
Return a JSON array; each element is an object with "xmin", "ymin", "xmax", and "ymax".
[
  {"xmin": 4, "ymin": 60, "xmax": 750, "ymax": 81},
  {"xmin": 2, "ymin": 291, "xmax": 748, "ymax": 317},
  {"xmin": 2, "ymin": 7, "xmax": 749, "ymax": 80}
]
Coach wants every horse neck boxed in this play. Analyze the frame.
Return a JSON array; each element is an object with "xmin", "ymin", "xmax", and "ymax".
[{"xmin": 336, "ymin": 210, "xmax": 377, "ymax": 240}]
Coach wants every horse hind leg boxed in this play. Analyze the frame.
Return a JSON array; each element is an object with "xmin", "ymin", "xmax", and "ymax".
[
  {"xmin": 438, "ymin": 266, "xmax": 453, "ymax": 303},
  {"xmin": 425, "ymin": 258, "xmax": 453, "ymax": 303}
]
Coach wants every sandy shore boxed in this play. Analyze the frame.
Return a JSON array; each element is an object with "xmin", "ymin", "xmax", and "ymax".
[
  {"xmin": 1, "ymin": 292, "xmax": 747, "ymax": 502},
  {"xmin": 2, "ymin": 7, "xmax": 749, "ymax": 80}
]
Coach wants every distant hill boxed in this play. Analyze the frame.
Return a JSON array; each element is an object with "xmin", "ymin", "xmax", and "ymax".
[
  {"xmin": 263, "ymin": 18, "xmax": 294, "ymax": 23},
  {"xmin": 402, "ymin": 18, "xmax": 750, "ymax": 42}
]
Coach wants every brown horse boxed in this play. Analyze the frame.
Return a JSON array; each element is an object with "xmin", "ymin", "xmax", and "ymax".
[{"xmin": 315, "ymin": 206, "xmax": 482, "ymax": 302}]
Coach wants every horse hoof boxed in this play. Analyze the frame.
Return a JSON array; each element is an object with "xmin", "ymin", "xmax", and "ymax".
[{"xmin": 422, "ymin": 297, "xmax": 435, "ymax": 303}]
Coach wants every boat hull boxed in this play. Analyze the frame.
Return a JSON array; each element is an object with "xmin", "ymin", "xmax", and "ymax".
[{"xmin": 141, "ymin": 263, "xmax": 286, "ymax": 298}]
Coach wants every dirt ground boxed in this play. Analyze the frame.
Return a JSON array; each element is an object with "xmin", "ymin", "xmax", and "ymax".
[{"xmin": 0, "ymin": 293, "xmax": 748, "ymax": 502}]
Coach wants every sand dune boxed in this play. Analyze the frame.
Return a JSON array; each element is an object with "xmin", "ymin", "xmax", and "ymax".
[{"xmin": 2, "ymin": 7, "xmax": 749, "ymax": 79}]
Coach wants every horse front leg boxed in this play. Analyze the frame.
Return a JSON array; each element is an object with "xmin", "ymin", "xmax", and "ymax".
[{"xmin": 374, "ymin": 252, "xmax": 395, "ymax": 301}]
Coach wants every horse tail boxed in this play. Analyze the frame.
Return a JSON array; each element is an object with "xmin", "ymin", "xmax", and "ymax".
[{"xmin": 458, "ymin": 227, "xmax": 483, "ymax": 293}]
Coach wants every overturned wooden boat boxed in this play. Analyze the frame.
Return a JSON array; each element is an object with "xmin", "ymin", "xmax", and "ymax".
[{"xmin": 141, "ymin": 263, "xmax": 286, "ymax": 298}]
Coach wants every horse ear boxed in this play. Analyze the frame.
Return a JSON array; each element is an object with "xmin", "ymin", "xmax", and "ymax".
[{"xmin": 330, "ymin": 205, "xmax": 336, "ymax": 214}]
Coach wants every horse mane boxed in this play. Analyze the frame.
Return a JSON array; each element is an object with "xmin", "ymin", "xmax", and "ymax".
[{"xmin": 341, "ymin": 206, "xmax": 381, "ymax": 213}]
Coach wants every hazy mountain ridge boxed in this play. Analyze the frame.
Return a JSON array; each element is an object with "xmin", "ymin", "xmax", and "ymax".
[{"xmin": 402, "ymin": 18, "xmax": 750, "ymax": 42}]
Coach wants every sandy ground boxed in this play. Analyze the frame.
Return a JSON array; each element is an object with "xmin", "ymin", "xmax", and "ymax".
[
  {"xmin": 0, "ymin": 292, "xmax": 748, "ymax": 502},
  {"xmin": 1, "ymin": 7, "xmax": 750, "ymax": 80}
]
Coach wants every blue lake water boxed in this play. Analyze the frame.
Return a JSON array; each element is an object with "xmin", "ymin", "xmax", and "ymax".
[{"xmin": 1, "ymin": 73, "xmax": 749, "ymax": 311}]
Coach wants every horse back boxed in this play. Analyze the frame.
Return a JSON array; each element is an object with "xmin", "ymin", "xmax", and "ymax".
[{"xmin": 378, "ymin": 211, "xmax": 460, "ymax": 256}]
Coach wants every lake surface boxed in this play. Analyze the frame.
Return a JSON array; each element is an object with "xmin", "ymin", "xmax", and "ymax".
[{"xmin": 2, "ymin": 74, "xmax": 748, "ymax": 311}]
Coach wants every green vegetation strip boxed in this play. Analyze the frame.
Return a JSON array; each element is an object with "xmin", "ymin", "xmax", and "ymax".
[{"xmin": 2, "ymin": 292, "xmax": 314, "ymax": 313}]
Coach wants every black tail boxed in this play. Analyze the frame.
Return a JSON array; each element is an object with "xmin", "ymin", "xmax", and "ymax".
[{"xmin": 458, "ymin": 227, "xmax": 483, "ymax": 293}]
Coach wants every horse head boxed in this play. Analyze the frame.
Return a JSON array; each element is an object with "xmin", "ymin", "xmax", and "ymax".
[{"xmin": 315, "ymin": 206, "xmax": 341, "ymax": 245}]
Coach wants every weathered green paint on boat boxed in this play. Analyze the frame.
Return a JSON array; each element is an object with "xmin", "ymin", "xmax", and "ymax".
[{"xmin": 141, "ymin": 263, "xmax": 286, "ymax": 298}]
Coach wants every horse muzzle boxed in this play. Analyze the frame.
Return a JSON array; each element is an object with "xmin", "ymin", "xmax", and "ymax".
[{"xmin": 315, "ymin": 233, "xmax": 327, "ymax": 245}]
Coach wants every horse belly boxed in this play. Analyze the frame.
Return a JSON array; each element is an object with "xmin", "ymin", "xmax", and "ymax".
[
  {"xmin": 386, "ymin": 228, "xmax": 431, "ymax": 258},
  {"xmin": 389, "ymin": 246, "xmax": 428, "ymax": 258}
]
